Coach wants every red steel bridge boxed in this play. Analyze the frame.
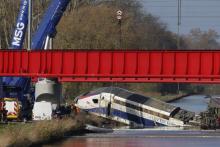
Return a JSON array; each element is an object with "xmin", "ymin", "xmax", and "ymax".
[{"xmin": 0, "ymin": 50, "xmax": 220, "ymax": 83}]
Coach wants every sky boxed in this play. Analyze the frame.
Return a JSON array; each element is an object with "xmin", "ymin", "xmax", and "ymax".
[{"xmin": 141, "ymin": 0, "xmax": 220, "ymax": 35}]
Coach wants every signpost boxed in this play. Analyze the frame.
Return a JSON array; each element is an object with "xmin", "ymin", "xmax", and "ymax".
[{"xmin": 116, "ymin": 10, "xmax": 123, "ymax": 48}]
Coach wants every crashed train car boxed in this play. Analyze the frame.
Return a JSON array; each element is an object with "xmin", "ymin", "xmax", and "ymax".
[{"xmin": 75, "ymin": 87, "xmax": 195, "ymax": 127}]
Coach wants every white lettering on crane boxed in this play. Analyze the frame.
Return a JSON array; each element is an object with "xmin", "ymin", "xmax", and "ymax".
[
  {"xmin": 19, "ymin": 0, "xmax": 28, "ymax": 21},
  {"xmin": 12, "ymin": 22, "xmax": 25, "ymax": 47}
]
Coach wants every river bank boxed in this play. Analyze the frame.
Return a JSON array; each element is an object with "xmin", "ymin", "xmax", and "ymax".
[
  {"xmin": 165, "ymin": 93, "xmax": 195, "ymax": 102},
  {"xmin": 0, "ymin": 113, "xmax": 111, "ymax": 147},
  {"xmin": 137, "ymin": 91, "xmax": 192, "ymax": 102},
  {"xmin": 0, "ymin": 117, "xmax": 85, "ymax": 147}
]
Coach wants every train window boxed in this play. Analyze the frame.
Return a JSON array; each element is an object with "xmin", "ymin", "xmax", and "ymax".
[{"xmin": 92, "ymin": 99, "xmax": 98, "ymax": 104}]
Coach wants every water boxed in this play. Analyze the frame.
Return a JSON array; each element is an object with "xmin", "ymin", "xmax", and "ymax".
[
  {"xmin": 46, "ymin": 95, "xmax": 220, "ymax": 147},
  {"xmin": 46, "ymin": 129, "xmax": 220, "ymax": 147},
  {"xmin": 170, "ymin": 95, "xmax": 209, "ymax": 114}
]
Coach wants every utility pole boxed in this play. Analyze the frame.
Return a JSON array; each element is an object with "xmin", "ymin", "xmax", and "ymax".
[
  {"xmin": 0, "ymin": 35, "xmax": 1, "ymax": 49},
  {"xmin": 28, "ymin": 0, "xmax": 32, "ymax": 50},
  {"xmin": 177, "ymin": 0, "xmax": 182, "ymax": 94},
  {"xmin": 177, "ymin": 0, "xmax": 182, "ymax": 49}
]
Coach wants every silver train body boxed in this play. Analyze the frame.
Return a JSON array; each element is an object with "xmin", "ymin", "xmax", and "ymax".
[{"xmin": 75, "ymin": 87, "xmax": 194, "ymax": 127}]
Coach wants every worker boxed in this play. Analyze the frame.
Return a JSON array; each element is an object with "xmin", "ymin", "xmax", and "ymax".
[{"xmin": 71, "ymin": 103, "xmax": 80, "ymax": 115}]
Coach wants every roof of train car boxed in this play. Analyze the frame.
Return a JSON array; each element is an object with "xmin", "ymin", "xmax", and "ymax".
[{"xmin": 85, "ymin": 87, "xmax": 178, "ymax": 113}]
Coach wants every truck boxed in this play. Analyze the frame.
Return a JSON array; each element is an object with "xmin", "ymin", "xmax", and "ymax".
[
  {"xmin": 32, "ymin": 101, "xmax": 53, "ymax": 120},
  {"xmin": 0, "ymin": 98, "xmax": 20, "ymax": 121},
  {"xmin": 33, "ymin": 78, "xmax": 62, "ymax": 120}
]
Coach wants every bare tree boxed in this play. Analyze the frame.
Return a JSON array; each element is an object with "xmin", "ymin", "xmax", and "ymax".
[{"xmin": 184, "ymin": 28, "xmax": 220, "ymax": 49}]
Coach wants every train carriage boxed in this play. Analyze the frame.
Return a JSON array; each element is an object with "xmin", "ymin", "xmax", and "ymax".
[{"xmin": 75, "ymin": 87, "xmax": 195, "ymax": 127}]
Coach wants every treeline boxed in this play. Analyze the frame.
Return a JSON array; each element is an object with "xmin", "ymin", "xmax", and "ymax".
[
  {"xmin": 55, "ymin": 0, "xmax": 178, "ymax": 49},
  {"xmin": 1, "ymin": 0, "xmax": 220, "ymax": 97}
]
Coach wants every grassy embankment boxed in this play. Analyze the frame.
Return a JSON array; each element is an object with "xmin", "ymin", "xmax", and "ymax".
[
  {"xmin": 0, "ymin": 113, "xmax": 108, "ymax": 147},
  {"xmin": 0, "ymin": 117, "xmax": 85, "ymax": 147}
]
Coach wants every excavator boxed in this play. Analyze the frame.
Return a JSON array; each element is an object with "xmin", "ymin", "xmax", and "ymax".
[{"xmin": 0, "ymin": 0, "xmax": 71, "ymax": 121}]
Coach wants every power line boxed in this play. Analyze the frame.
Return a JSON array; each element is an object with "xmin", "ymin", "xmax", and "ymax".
[
  {"xmin": 144, "ymin": 5, "xmax": 220, "ymax": 7},
  {"xmin": 142, "ymin": 0, "xmax": 220, "ymax": 1},
  {"xmin": 156, "ymin": 16, "xmax": 220, "ymax": 18}
]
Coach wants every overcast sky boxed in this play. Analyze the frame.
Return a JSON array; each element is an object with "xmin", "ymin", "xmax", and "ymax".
[{"xmin": 142, "ymin": 0, "xmax": 220, "ymax": 34}]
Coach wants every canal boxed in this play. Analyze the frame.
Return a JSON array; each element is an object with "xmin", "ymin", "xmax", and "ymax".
[
  {"xmin": 170, "ymin": 95, "xmax": 209, "ymax": 114},
  {"xmin": 45, "ymin": 95, "xmax": 220, "ymax": 147}
]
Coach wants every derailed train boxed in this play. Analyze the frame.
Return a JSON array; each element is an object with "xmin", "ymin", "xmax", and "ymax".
[{"xmin": 75, "ymin": 87, "xmax": 195, "ymax": 127}]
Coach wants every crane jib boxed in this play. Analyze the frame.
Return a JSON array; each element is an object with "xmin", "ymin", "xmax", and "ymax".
[
  {"xmin": 31, "ymin": 0, "xmax": 71, "ymax": 49},
  {"xmin": 11, "ymin": 0, "xmax": 29, "ymax": 49}
]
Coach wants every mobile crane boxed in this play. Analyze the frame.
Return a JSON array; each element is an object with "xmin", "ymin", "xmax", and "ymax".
[
  {"xmin": 0, "ymin": 0, "xmax": 71, "ymax": 121},
  {"xmin": 1, "ymin": 0, "xmax": 31, "ymax": 121}
]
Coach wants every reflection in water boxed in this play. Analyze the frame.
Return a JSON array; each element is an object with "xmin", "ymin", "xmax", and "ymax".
[
  {"xmin": 71, "ymin": 138, "xmax": 218, "ymax": 147},
  {"xmin": 47, "ymin": 130, "xmax": 220, "ymax": 147}
]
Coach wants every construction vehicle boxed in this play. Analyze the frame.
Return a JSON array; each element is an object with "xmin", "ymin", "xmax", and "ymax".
[{"xmin": 0, "ymin": 0, "xmax": 71, "ymax": 121}]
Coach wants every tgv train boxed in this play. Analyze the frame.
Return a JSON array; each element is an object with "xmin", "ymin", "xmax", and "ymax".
[{"xmin": 75, "ymin": 87, "xmax": 195, "ymax": 127}]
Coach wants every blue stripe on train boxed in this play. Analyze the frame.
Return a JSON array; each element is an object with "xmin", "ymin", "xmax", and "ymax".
[{"xmin": 85, "ymin": 107, "xmax": 165, "ymax": 127}]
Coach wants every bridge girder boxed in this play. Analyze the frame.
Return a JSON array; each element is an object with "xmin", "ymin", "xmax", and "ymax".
[{"xmin": 0, "ymin": 50, "xmax": 220, "ymax": 83}]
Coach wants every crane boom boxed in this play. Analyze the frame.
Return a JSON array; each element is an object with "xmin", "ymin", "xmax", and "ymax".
[
  {"xmin": 31, "ymin": 0, "xmax": 70, "ymax": 49},
  {"xmin": 11, "ymin": 0, "xmax": 29, "ymax": 49}
]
